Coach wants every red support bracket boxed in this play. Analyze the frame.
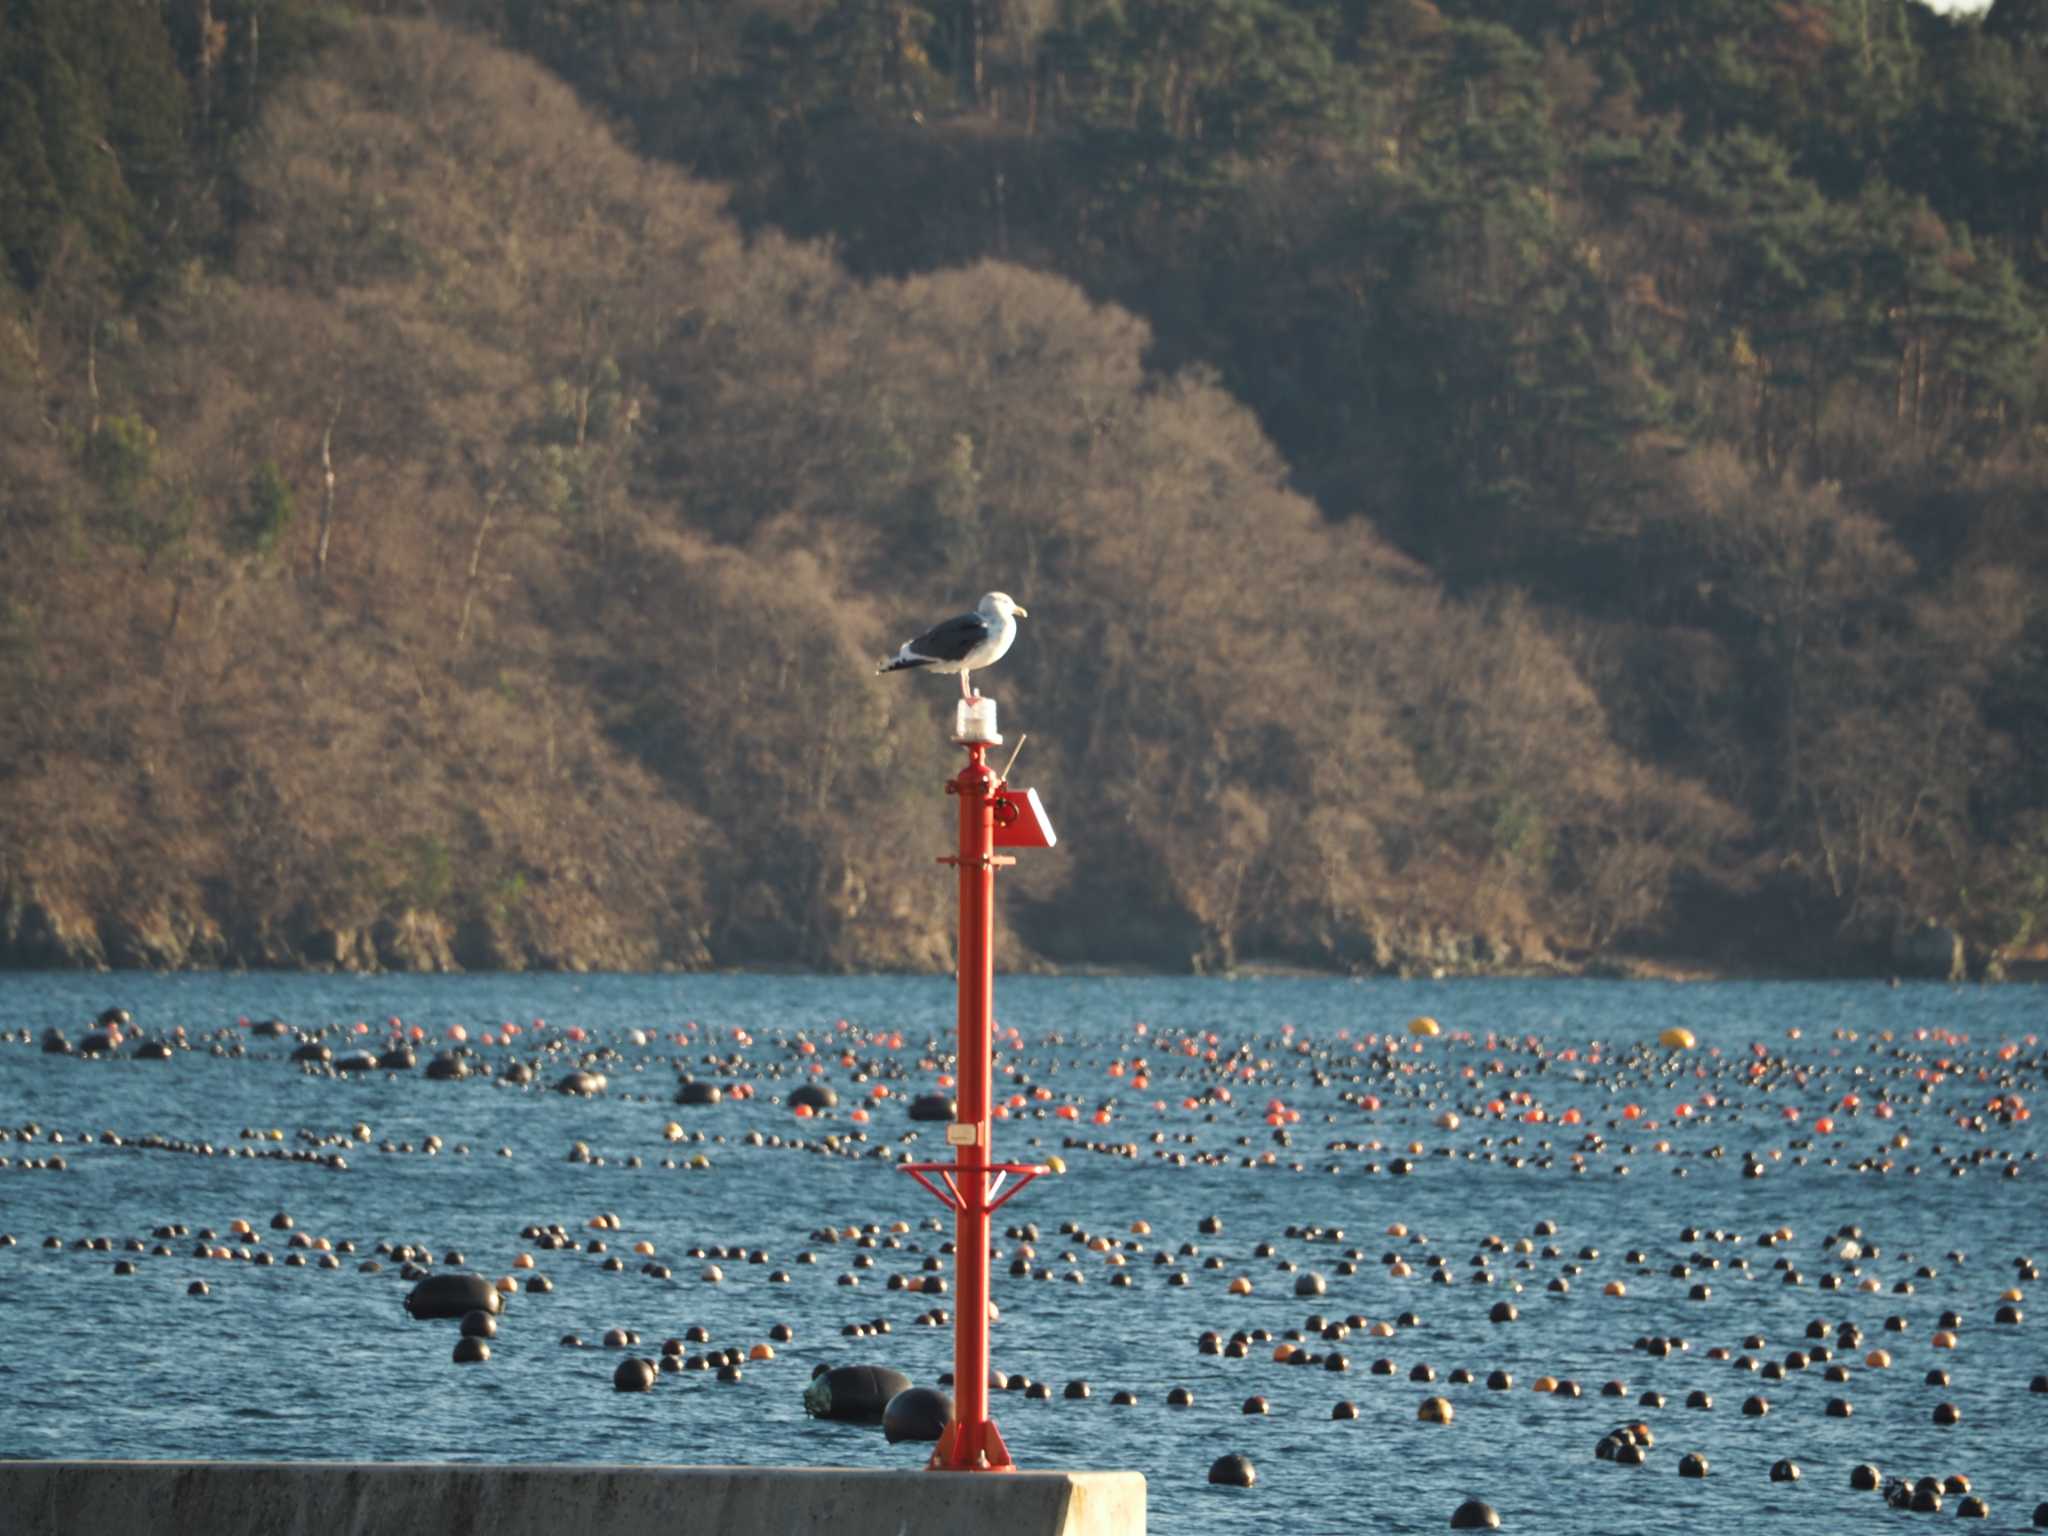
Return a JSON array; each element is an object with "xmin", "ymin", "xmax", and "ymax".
[{"xmin": 898, "ymin": 1161, "xmax": 1049, "ymax": 1217}]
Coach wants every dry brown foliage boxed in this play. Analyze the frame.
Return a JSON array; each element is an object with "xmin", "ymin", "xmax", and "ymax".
[{"xmin": 12, "ymin": 16, "xmax": 1986, "ymax": 976}]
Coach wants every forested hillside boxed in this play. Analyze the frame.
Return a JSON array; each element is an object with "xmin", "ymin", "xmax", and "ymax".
[{"xmin": 2, "ymin": 0, "xmax": 2044, "ymax": 978}]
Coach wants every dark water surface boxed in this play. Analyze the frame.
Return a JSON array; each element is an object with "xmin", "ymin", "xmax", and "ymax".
[{"xmin": 2, "ymin": 973, "xmax": 2044, "ymax": 1534}]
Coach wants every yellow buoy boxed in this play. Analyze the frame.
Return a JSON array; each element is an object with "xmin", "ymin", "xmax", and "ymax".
[
  {"xmin": 1228, "ymin": 1275, "xmax": 1254, "ymax": 1296},
  {"xmin": 1046, "ymin": 1155, "xmax": 1068, "ymax": 1175},
  {"xmin": 1408, "ymin": 1016, "xmax": 1441, "ymax": 1038},
  {"xmin": 1659, "ymin": 1027, "xmax": 1696, "ymax": 1050}
]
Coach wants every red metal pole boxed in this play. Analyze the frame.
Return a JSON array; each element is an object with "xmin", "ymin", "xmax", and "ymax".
[{"xmin": 934, "ymin": 741, "xmax": 1011, "ymax": 1470}]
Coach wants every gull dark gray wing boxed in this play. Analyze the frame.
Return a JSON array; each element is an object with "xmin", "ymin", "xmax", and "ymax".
[{"xmin": 906, "ymin": 611, "xmax": 992, "ymax": 663}]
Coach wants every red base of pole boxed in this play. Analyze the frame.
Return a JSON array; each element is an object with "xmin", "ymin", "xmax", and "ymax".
[{"xmin": 928, "ymin": 1415, "xmax": 1015, "ymax": 1472}]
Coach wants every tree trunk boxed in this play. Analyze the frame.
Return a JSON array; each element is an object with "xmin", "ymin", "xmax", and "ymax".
[
  {"xmin": 314, "ymin": 398, "xmax": 341, "ymax": 585},
  {"xmin": 85, "ymin": 324, "xmax": 101, "ymax": 439},
  {"xmin": 248, "ymin": 3, "xmax": 260, "ymax": 120},
  {"xmin": 456, "ymin": 497, "xmax": 496, "ymax": 646},
  {"xmin": 968, "ymin": 0, "xmax": 985, "ymax": 108},
  {"xmin": 196, "ymin": 0, "xmax": 215, "ymax": 127}
]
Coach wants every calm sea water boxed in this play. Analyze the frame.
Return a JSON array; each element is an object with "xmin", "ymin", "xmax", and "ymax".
[{"xmin": 1, "ymin": 972, "xmax": 2044, "ymax": 1535}]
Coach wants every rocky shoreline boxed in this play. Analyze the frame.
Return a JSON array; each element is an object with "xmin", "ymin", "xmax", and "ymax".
[{"xmin": 1, "ymin": 886, "xmax": 2024, "ymax": 983}]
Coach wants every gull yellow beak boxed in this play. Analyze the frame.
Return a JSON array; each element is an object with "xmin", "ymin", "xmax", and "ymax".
[{"xmin": 1013, "ymin": 604, "xmax": 1028, "ymax": 618}]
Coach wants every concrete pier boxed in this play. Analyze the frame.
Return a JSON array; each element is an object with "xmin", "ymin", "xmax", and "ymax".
[{"xmin": 0, "ymin": 1461, "xmax": 1145, "ymax": 1536}]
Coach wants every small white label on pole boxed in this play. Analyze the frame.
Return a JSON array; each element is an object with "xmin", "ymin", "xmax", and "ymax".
[{"xmin": 946, "ymin": 1122, "xmax": 980, "ymax": 1146}]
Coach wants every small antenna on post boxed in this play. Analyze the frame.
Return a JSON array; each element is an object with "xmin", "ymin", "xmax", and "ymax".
[{"xmin": 996, "ymin": 733, "xmax": 1028, "ymax": 785}]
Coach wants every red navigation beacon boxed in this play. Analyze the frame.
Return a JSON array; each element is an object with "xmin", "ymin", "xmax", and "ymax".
[{"xmin": 898, "ymin": 695, "xmax": 1056, "ymax": 1471}]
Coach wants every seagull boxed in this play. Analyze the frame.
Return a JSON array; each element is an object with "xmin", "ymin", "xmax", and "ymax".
[{"xmin": 876, "ymin": 592, "xmax": 1028, "ymax": 699}]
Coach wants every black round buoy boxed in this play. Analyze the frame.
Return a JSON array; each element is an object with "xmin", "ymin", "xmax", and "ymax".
[
  {"xmin": 1208, "ymin": 1454, "xmax": 1255, "ymax": 1488},
  {"xmin": 1490, "ymin": 1301, "xmax": 1518, "ymax": 1324},
  {"xmin": 1769, "ymin": 1459, "xmax": 1800, "ymax": 1483},
  {"xmin": 613, "ymin": 1357, "xmax": 657, "ymax": 1392},
  {"xmin": 405, "ymin": 1272, "xmax": 503, "ymax": 1320},
  {"xmin": 2031, "ymin": 1500, "xmax": 2047, "ymax": 1527},
  {"xmin": 883, "ymin": 1386, "xmax": 952, "ymax": 1443},
  {"xmin": 1956, "ymin": 1496, "xmax": 1988, "ymax": 1519},
  {"xmin": 1332, "ymin": 1400, "xmax": 1358, "ymax": 1420},
  {"xmin": 1678, "ymin": 1453, "xmax": 1708, "ymax": 1479},
  {"xmin": 790, "ymin": 1083, "xmax": 839, "ymax": 1111},
  {"xmin": 804, "ymin": 1364, "xmax": 914, "ymax": 1422},
  {"xmin": 453, "ymin": 1336, "xmax": 490, "ymax": 1364},
  {"xmin": 1486, "ymin": 1369, "xmax": 1513, "ymax": 1391},
  {"xmin": 1449, "ymin": 1498, "xmax": 1500, "ymax": 1530},
  {"xmin": 1933, "ymin": 1401, "xmax": 1960, "ymax": 1425},
  {"xmin": 460, "ymin": 1310, "xmax": 497, "ymax": 1339},
  {"xmin": 676, "ymin": 1078, "xmax": 723, "ymax": 1106},
  {"xmin": 1166, "ymin": 1387, "xmax": 1194, "ymax": 1407},
  {"xmin": 1849, "ymin": 1464, "xmax": 1880, "ymax": 1491},
  {"xmin": 908, "ymin": 1094, "xmax": 956, "ymax": 1122}
]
